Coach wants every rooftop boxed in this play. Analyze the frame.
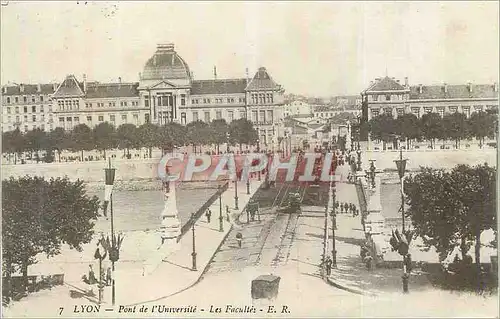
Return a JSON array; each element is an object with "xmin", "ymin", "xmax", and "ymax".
[{"xmin": 191, "ymin": 79, "xmax": 247, "ymax": 95}]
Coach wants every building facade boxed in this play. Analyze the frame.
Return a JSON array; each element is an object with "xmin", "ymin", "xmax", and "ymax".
[
  {"xmin": 283, "ymin": 100, "xmax": 313, "ymax": 117},
  {"xmin": 1, "ymin": 43, "xmax": 286, "ymax": 145},
  {"xmin": 361, "ymin": 76, "xmax": 499, "ymax": 122}
]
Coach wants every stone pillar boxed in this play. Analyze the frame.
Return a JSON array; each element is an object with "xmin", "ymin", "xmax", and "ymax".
[
  {"xmin": 364, "ymin": 174, "xmax": 389, "ymax": 263},
  {"xmin": 160, "ymin": 180, "xmax": 181, "ymax": 242}
]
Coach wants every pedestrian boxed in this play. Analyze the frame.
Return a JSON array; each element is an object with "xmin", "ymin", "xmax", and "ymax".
[
  {"xmin": 236, "ymin": 232, "xmax": 243, "ymax": 248},
  {"xmin": 344, "ymin": 203, "xmax": 349, "ymax": 215},
  {"xmin": 106, "ymin": 267, "xmax": 112, "ymax": 286},
  {"xmin": 88, "ymin": 264, "xmax": 97, "ymax": 284},
  {"xmin": 364, "ymin": 253, "xmax": 373, "ymax": 270},
  {"xmin": 206, "ymin": 209, "xmax": 212, "ymax": 223},
  {"xmin": 325, "ymin": 256, "xmax": 333, "ymax": 276}
]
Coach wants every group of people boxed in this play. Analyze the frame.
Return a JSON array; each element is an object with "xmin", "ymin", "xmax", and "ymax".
[{"xmin": 82, "ymin": 264, "xmax": 112, "ymax": 286}]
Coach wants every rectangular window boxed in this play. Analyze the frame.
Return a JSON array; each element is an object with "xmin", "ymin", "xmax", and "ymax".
[
  {"xmin": 240, "ymin": 110, "xmax": 246, "ymax": 119},
  {"xmin": 216, "ymin": 111, "xmax": 222, "ymax": 120},
  {"xmin": 7, "ymin": 116, "xmax": 11, "ymax": 122},
  {"xmin": 110, "ymin": 115, "xmax": 116, "ymax": 122},
  {"xmin": 437, "ymin": 108, "xmax": 444, "ymax": 118},
  {"xmin": 396, "ymin": 108, "xmax": 404, "ymax": 116},
  {"xmin": 267, "ymin": 110, "xmax": 273, "ymax": 123},
  {"xmin": 449, "ymin": 106, "xmax": 458, "ymax": 113},
  {"xmin": 181, "ymin": 112, "xmax": 186, "ymax": 125},
  {"xmin": 41, "ymin": 114, "xmax": 45, "ymax": 121},
  {"xmin": 15, "ymin": 97, "xmax": 19, "ymax": 103},
  {"xmin": 66, "ymin": 117, "xmax": 72, "ymax": 122},
  {"xmin": 371, "ymin": 109, "xmax": 380, "ymax": 117},
  {"xmin": 424, "ymin": 107, "xmax": 433, "ymax": 114},
  {"xmin": 121, "ymin": 114, "xmax": 127, "ymax": 121},
  {"xmin": 386, "ymin": 95, "xmax": 391, "ymax": 101},
  {"xmin": 59, "ymin": 117, "xmax": 64, "ymax": 123},
  {"xmin": 181, "ymin": 94, "xmax": 186, "ymax": 106},
  {"xmin": 40, "ymin": 106, "xmax": 44, "ymax": 113},
  {"xmin": 24, "ymin": 106, "xmax": 28, "ymax": 113},
  {"xmin": 6, "ymin": 97, "xmax": 10, "ymax": 104},
  {"xmin": 98, "ymin": 116, "xmax": 104, "ymax": 121},
  {"xmin": 40, "ymin": 96, "xmax": 44, "ymax": 102},
  {"xmin": 16, "ymin": 115, "xmax": 20, "ymax": 122},
  {"xmin": 74, "ymin": 117, "xmax": 79, "ymax": 123},
  {"xmin": 463, "ymin": 107, "xmax": 470, "ymax": 118},
  {"xmin": 204, "ymin": 111, "xmax": 210, "ymax": 122},
  {"xmin": 252, "ymin": 110, "xmax": 258, "ymax": 122},
  {"xmin": 87, "ymin": 116, "xmax": 92, "ymax": 122},
  {"xmin": 228, "ymin": 111, "xmax": 234, "ymax": 122},
  {"xmin": 23, "ymin": 96, "xmax": 27, "ymax": 103},
  {"xmin": 411, "ymin": 107, "xmax": 420, "ymax": 118},
  {"xmin": 145, "ymin": 96, "xmax": 150, "ymax": 107},
  {"xmin": 24, "ymin": 115, "xmax": 28, "ymax": 122},
  {"xmin": 24, "ymin": 125, "xmax": 28, "ymax": 131},
  {"xmin": 193, "ymin": 111, "xmax": 199, "ymax": 122},
  {"xmin": 32, "ymin": 115, "xmax": 36, "ymax": 122},
  {"xmin": 259, "ymin": 110, "xmax": 265, "ymax": 123},
  {"xmin": 41, "ymin": 124, "xmax": 45, "ymax": 131},
  {"xmin": 133, "ymin": 113, "xmax": 139, "ymax": 122},
  {"xmin": 110, "ymin": 102, "xmax": 114, "ymax": 107},
  {"xmin": 15, "ymin": 107, "xmax": 19, "ymax": 114},
  {"xmin": 7, "ymin": 107, "xmax": 11, "ymax": 114},
  {"xmin": 32, "ymin": 105, "xmax": 36, "ymax": 113},
  {"xmin": 32, "ymin": 96, "xmax": 36, "ymax": 103}
]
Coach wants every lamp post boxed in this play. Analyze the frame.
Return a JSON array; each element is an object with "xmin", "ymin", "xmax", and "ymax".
[
  {"xmin": 191, "ymin": 214, "xmax": 197, "ymax": 271},
  {"xmin": 331, "ymin": 182, "xmax": 337, "ymax": 267},
  {"xmin": 94, "ymin": 240, "xmax": 107, "ymax": 304},
  {"xmin": 368, "ymin": 160, "xmax": 376, "ymax": 189},
  {"xmin": 234, "ymin": 179, "xmax": 239, "ymax": 210},
  {"xmin": 257, "ymin": 139, "xmax": 261, "ymax": 181},
  {"xmin": 394, "ymin": 149, "xmax": 408, "ymax": 232},
  {"xmin": 218, "ymin": 185, "xmax": 224, "ymax": 232},
  {"xmin": 103, "ymin": 158, "xmax": 119, "ymax": 306},
  {"xmin": 246, "ymin": 179, "xmax": 250, "ymax": 195}
]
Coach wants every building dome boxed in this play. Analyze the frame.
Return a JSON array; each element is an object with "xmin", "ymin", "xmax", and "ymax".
[{"xmin": 142, "ymin": 43, "xmax": 191, "ymax": 81}]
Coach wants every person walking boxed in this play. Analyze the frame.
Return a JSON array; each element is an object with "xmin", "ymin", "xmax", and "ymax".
[
  {"xmin": 206, "ymin": 209, "xmax": 212, "ymax": 223},
  {"xmin": 236, "ymin": 232, "xmax": 243, "ymax": 248},
  {"xmin": 88, "ymin": 265, "xmax": 97, "ymax": 284},
  {"xmin": 325, "ymin": 256, "xmax": 333, "ymax": 276}
]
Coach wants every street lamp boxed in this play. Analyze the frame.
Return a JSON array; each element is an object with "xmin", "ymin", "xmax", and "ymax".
[
  {"xmin": 191, "ymin": 213, "xmax": 197, "ymax": 271},
  {"xmin": 234, "ymin": 177, "xmax": 239, "ymax": 210},
  {"xmin": 103, "ymin": 158, "xmax": 121, "ymax": 306},
  {"xmin": 218, "ymin": 185, "xmax": 224, "ymax": 232},
  {"xmin": 331, "ymin": 182, "xmax": 337, "ymax": 267},
  {"xmin": 246, "ymin": 179, "xmax": 250, "ymax": 195},
  {"xmin": 394, "ymin": 148, "xmax": 408, "ymax": 232}
]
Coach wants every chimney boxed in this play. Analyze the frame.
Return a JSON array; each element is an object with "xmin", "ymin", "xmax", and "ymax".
[
  {"xmin": 37, "ymin": 83, "xmax": 41, "ymax": 93},
  {"xmin": 375, "ymin": 77, "xmax": 381, "ymax": 81},
  {"xmin": 444, "ymin": 82, "xmax": 448, "ymax": 93},
  {"xmin": 468, "ymin": 81, "xmax": 472, "ymax": 93},
  {"xmin": 83, "ymin": 74, "xmax": 87, "ymax": 93},
  {"xmin": 118, "ymin": 77, "xmax": 122, "ymax": 84},
  {"xmin": 494, "ymin": 82, "xmax": 498, "ymax": 92},
  {"xmin": 214, "ymin": 66, "xmax": 217, "ymax": 80},
  {"xmin": 19, "ymin": 84, "xmax": 24, "ymax": 93},
  {"xmin": 419, "ymin": 84, "xmax": 423, "ymax": 94},
  {"xmin": 53, "ymin": 83, "xmax": 57, "ymax": 92},
  {"xmin": 404, "ymin": 77, "xmax": 409, "ymax": 87}
]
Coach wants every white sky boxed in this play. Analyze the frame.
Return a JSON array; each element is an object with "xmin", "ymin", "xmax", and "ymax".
[{"xmin": 1, "ymin": 1, "xmax": 499, "ymax": 97}]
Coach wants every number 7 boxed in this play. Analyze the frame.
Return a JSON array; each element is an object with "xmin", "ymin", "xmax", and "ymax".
[{"xmin": 59, "ymin": 307, "xmax": 64, "ymax": 315}]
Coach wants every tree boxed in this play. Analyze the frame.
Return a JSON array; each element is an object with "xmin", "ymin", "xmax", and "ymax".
[
  {"xmin": 368, "ymin": 113, "xmax": 396, "ymax": 150},
  {"xmin": 2, "ymin": 129, "xmax": 25, "ymax": 164},
  {"xmin": 469, "ymin": 111, "xmax": 496, "ymax": 148},
  {"xmin": 395, "ymin": 113, "xmax": 421, "ymax": 149},
  {"xmin": 70, "ymin": 124, "xmax": 93, "ymax": 161},
  {"xmin": 2, "ymin": 176, "xmax": 100, "ymax": 298},
  {"xmin": 404, "ymin": 164, "xmax": 496, "ymax": 269},
  {"xmin": 116, "ymin": 124, "xmax": 138, "ymax": 158},
  {"xmin": 47, "ymin": 128, "xmax": 68, "ymax": 162},
  {"xmin": 158, "ymin": 122, "xmax": 188, "ymax": 153},
  {"xmin": 24, "ymin": 128, "xmax": 48, "ymax": 163},
  {"xmin": 93, "ymin": 122, "xmax": 116, "ymax": 160},
  {"xmin": 443, "ymin": 112, "xmax": 469, "ymax": 149},
  {"xmin": 137, "ymin": 123, "xmax": 159, "ymax": 158},
  {"xmin": 210, "ymin": 119, "xmax": 229, "ymax": 154},
  {"xmin": 186, "ymin": 121, "xmax": 211, "ymax": 154},
  {"xmin": 229, "ymin": 118, "xmax": 258, "ymax": 151},
  {"xmin": 420, "ymin": 113, "xmax": 443, "ymax": 149}
]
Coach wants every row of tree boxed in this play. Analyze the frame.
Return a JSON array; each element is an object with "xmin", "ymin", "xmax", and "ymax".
[
  {"xmin": 404, "ymin": 163, "xmax": 496, "ymax": 272},
  {"xmin": 2, "ymin": 119, "xmax": 259, "ymax": 163},
  {"xmin": 368, "ymin": 110, "xmax": 497, "ymax": 149}
]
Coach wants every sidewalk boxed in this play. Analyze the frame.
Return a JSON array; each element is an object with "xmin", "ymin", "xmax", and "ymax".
[{"xmin": 2, "ymin": 178, "xmax": 264, "ymax": 317}]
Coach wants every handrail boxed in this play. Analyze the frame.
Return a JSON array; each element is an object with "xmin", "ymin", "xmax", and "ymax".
[{"xmin": 177, "ymin": 181, "xmax": 229, "ymax": 241}]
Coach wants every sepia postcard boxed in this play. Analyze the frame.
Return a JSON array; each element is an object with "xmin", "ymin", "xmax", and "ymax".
[{"xmin": 1, "ymin": 1, "xmax": 499, "ymax": 318}]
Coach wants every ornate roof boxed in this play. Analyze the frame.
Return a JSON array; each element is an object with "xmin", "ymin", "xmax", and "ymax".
[
  {"xmin": 53, "ymin": 75, "xmax": 84, "ymax": 97},
  {"xmin": 191, "ymin": 79, "xmax": 247, "ymax": 95},
  {"xmin": 409, "ymin": 83, "xmax": 498, "ymax": 100},
  {"xmin": 364, "ymin": 76, "xmax": 406, "ymax": 92},
  {"xmin": 245, "ymin": 67, "xmax": 281, "ymax": 91},
  {"xmin": 142, "ymin": 44, "xmax": 191, "ymax": 81}
]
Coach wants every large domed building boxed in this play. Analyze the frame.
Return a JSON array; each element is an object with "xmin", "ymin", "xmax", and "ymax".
[
  {"xmin": 2, "ymin": 43, "xmax": 287, "ymax": 147},
  {"xmin": 137, "ymin": 43, "xmax": 286, "ymax": 145}
]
